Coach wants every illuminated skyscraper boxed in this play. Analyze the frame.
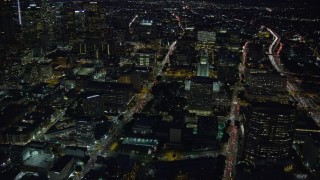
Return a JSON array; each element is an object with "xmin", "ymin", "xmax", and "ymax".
[
  {"xmin": 197, "ymin": 50, "xmax": 210, "ymax": 77},
  {"xmin": 82, "ymin": 94, "xmax": 104, "ymax": 117},
  {"xmin": 187, "ymin": 77, "xmax": 214, "ymax": 116},
  {"xmin": 76, "ymin": 117, "xmax": 95, "ymax": 145},
  {"xmin": 244, "ymin": 102, "xmax": 296, "ymax": 164},
  {"xmin": 197, "ymin": 31, "xmax": 216, "ymax": 43},
  {"xmin": 22, "ymin": 1, "xmax": 42, "ymax": 45}
]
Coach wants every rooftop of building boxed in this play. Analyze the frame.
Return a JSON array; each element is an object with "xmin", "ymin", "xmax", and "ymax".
[
  {"xmin": 134, "ymin": 115, "xmax": 158, "ymax": 128},
  {"xmin": 24, "ymin": 153, "xmax": 54, "ymax": 168},
  {"xmin": 85, "ymin": 81, "xmax": 133, "ymax": 91},
  {"xmin": 136, "ymin": 48, "xmax": 156, "ymax": 54},
  {"xmin": 249, "ymin": 71, "xmax": 286, "ymax": 77},
  {"xmin": 189, "ymin": 76, "xmax": 219, "ymax": 84},
  {"xmin": 144, "ymin": 157, "xmax": 217, "ymax": 179},
  {"xmin": 50, "ymin": 155, "xmax": 74, "ymax": 173},
  {"xmin": 0, "ymin": 104, "xmax": 30, "ymax": 129},
  {"xmin": 122, "ymin": 137, "xmax": 159, "ymax": 147},
  {"xmin": 65, "ymin": 146, "xmax": 87, "ymax": 152},
  {"xmin": 26, "ymin": 141, "xmax": 49, "ymax": 149},
  {"xmin": 26, "ymin": 83, "xmax": 54, "ymax": 94},
  {"xmin": 84, "ymin": 155, "xmax": 135, "ymax": 179},
  {"xmin": 74, "ymin": 67, "xmax": 95, "ymax": 76},
  {"xmin": 197, "ymin": 116, "xmax": 218, "ymax": 127},
  {"xmin": 250, "ymin": 102, "xmax": 295, "ymax": 114}
]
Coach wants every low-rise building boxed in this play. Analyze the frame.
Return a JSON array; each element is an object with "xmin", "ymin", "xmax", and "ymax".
[{"xmin": 49, "ymin": 155, "xmax": 75, "ymax": 180}]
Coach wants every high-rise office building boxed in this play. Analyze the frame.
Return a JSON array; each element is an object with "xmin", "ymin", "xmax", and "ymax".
[
  {"xmin": 197, "ymin": 116, "xmax": 218, "ymax": 137},
  {"xmin": 244, "ymin": 102, "xmax": 296, "ymax": 164},
  {"xmin": 22, "ymin": 1, "xmax": 42, "ymax": 46},
  {"xmin": 136, "ymin": 49, "xmax": 156, "ymax": 67},
  {"xmin": 197, "ymin": 50, "xmax": 210, "ymax": 77},
  {"xmin": 76, "ymin": 117, "xmax": 95, "ymax": 145},
  {"xmin": 186, "ymin": 77, "xmax": 226, "ymax": 114},
  {"xmin": 53, "ymin": 1, "xmax": 76, "ymax": 44},
  {"xmin": 244, "ymin": 41, "xmax": 289, "ymax": 104},
  {"xmin": 187, "ymin": 77, "xmax": 214, "ymax": 116},
  {"xmin": 74, "ymin": 1, "xmax": 107, "ymax": 57},
  {"xmin": 196, "ymin": 31, "xmax": 216, "ymax": 51},
  {"xmin": 82, "ymin": 94, "xmax": 104, "ymax": 116},
  {"xmin": 83, "ymin": 1, "xmax": 106, "ymax": 41},
  {"xmin": 197, "ymin": 31, "xmax": 216, "ymax": 43},
  {"xmin": 247, "ymin": 72, "xmax": 287, "ymax": 91}
]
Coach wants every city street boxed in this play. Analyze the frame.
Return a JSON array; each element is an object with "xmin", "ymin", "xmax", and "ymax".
[
  {"xmin": 223, "ymin": 87, "xmax": 240, "ymax": 180},
  {"xmin": 223, "ymin": 70, "xmax": 242, "ymax": 179}
]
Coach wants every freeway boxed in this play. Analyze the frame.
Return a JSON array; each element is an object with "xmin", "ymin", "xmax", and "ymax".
[
  {"xmin": 267, "ymin": 28, "xmax": 320, "ymax": 127},
  {"xmin": 222, "ymin": 27, "xmax": 320, "ymax": 180},
  {"xmin": 267, "ymin": 28, "xmax": 283, "ymax": 74},
  {"xmin": 238, "ymin": 41, "xmax": 249, "ymax": 83}
]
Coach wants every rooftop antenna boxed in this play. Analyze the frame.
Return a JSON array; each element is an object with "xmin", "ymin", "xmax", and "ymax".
[{"xmin": 17, "ymin": 0, "xmax": 22, "ymax": 25}]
